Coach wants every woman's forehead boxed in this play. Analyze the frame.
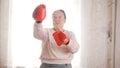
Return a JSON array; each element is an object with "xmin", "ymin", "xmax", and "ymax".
[{"xmin": 53, "ymin": 11, "xmax": 64, "ymax": 16}]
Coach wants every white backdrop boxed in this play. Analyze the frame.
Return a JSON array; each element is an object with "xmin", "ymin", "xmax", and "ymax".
[{"xmin": 11, "ymin": 0, "xmax": 81, "ymax": 68}]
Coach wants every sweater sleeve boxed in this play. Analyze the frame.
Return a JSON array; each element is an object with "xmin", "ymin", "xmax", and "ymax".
[
  {"xmin": 33, "ymin": 23, "xmax": 48, "ymax": 41},
  {"xmin": 66, "ymin": 32, "xmax": 80, "ymax": 54}
]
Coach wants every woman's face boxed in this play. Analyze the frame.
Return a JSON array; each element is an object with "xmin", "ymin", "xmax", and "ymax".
[{"xmin": 52, "ymin": 10, "xmax": 66, "ymax": 30}]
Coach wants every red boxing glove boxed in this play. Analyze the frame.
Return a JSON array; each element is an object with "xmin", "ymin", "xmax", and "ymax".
[
  {"xmin": 53, "ymin": 30, "xmax": 69, "ymax": 46},
  {"xmin": 53, "ymin": 31, "xmax": 63, "ymax": 46},
  {"xmin": 32, "ymin": 4, "xmax": 46, "ymax": 23},
  {"xmin": 59, "ymin": 31, "xmax": 69, "ymax": 45}
]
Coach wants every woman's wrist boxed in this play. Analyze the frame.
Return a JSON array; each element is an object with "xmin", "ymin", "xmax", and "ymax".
[{"xmin": 36, "ymin": 21, "xmax": 42, "ymax": 23}]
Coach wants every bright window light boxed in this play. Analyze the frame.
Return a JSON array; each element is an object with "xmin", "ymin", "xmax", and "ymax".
[{"xmin": 11, "ymin": 0, "xmax": 81, "ymax": 68}]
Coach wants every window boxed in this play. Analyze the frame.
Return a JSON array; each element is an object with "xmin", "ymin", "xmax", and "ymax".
[{"xmin": 11, "ymin": 0, "xmax": 81, "ymax": 68}]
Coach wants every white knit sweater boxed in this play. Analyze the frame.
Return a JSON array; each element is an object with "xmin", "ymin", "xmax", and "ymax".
[{"xmin": 33, "ymin": 23, "xmax": 79, "ymax": 64}]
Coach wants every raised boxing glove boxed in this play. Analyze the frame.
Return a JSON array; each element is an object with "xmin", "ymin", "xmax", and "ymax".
[
  {"xmin": 32, "ymin": 4, "xmax": 46, "ymax": 23},
  {"xmin": 53, "ymin": 30, "xmax": 69, "ymax": 46}
]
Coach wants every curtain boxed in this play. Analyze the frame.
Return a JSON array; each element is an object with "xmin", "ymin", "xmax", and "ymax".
[
  {"xmin": 115, "ymin": 0, "xmax": 120, "ymax": 68},
  {"xmin": 80, "ymin": 0, "xmax": 116, "ymax": 68},
  {"xmin": 0, "ymin": 0, "xmax": 11, "ymax": 67}
]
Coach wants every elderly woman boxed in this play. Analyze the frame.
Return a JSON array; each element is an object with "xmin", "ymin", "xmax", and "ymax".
[{"xmin": 33, "ymin": 4, "xmax": 79, "ymax": 68}]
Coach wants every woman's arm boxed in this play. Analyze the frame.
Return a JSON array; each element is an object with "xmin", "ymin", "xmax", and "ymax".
[
  {"xmin": 66, "ymin": 32, "xmax": 80, "ymax": 54},
  {"xmin": 33, "ymin": 22, "xmax": 48, "ymax": 41}
]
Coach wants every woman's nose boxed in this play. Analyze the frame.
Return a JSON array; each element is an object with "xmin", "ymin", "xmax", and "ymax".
[{"xmin": 54, "ymin": 17, "xmax": 59, "ymax": 20}]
